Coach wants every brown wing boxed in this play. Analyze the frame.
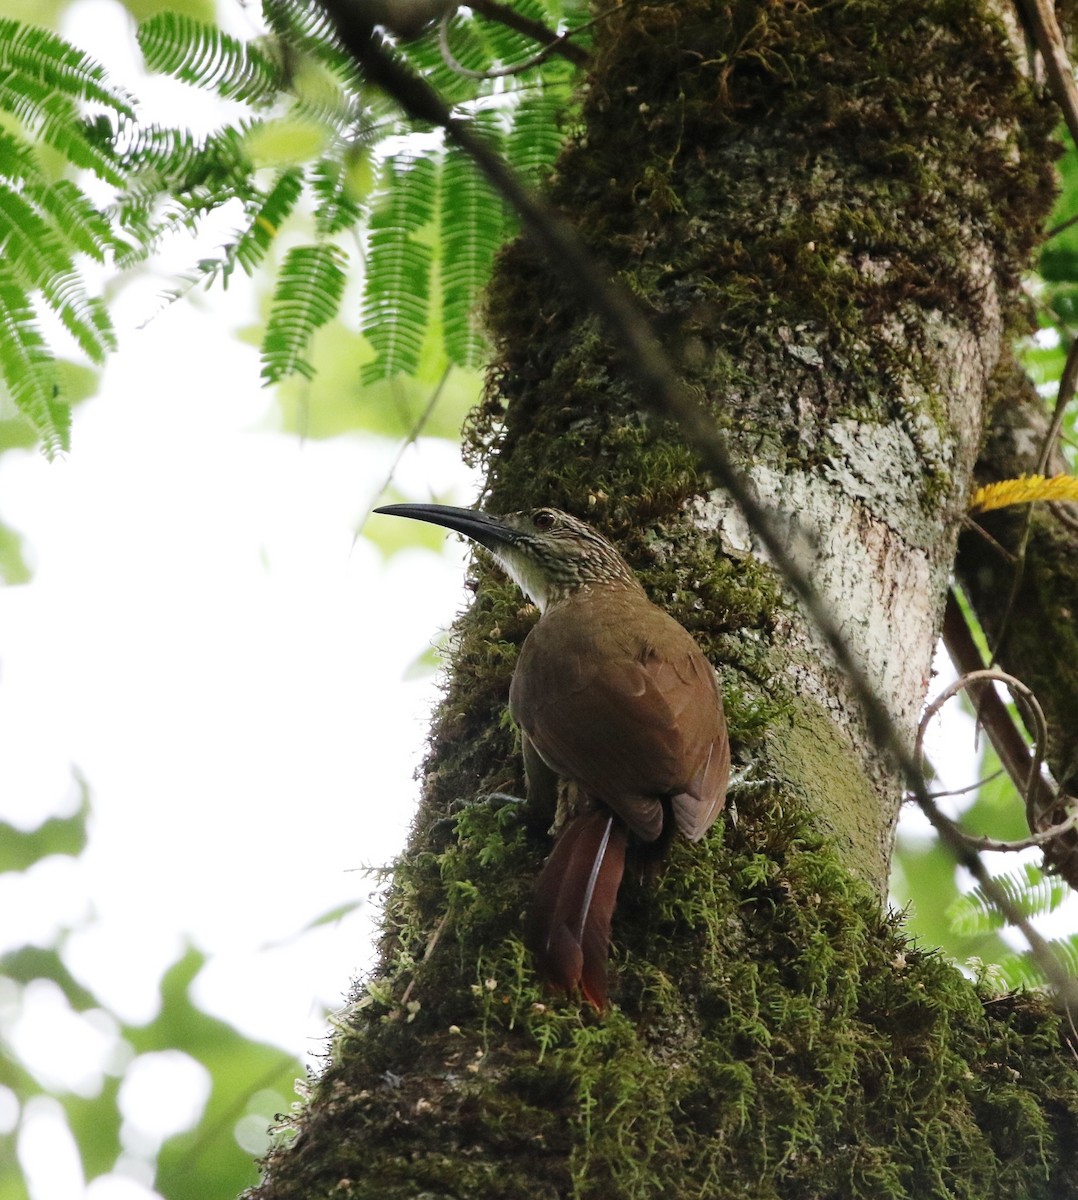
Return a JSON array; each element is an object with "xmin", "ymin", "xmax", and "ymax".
[{"xmin": 509, "ymin": 589, "xmax": 726, "ymax": 842}]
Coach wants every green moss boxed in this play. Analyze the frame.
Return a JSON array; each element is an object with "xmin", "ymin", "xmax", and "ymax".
[
  {"xmin": 257, "ymin": 796, "xmax": 1078, "ymax": 1200},
  {"xmin": 473, "ymin": 0, "xmax": 1056, "ymax": 527}
]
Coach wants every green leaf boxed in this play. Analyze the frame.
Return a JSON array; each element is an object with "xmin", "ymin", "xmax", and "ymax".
[
  {"xmin": 360, "ymin": 155, "xmax": 438, "ymax": 382},
  {"xmin": 0, "ymin": 267, "xmax": 66, "ymax": 456},
  {"xmin": 137, "ymin": 12, "xmax": 283, "ymax": 105},
  {"xmin": 507, "ymin": 92, "xmax": 566, "ymax": 186},
  {"xmin": 0, "ymin": 70, "xmax": 124, "ymax": 186},
  {"xmin": 261, "ymin": 243, "xmax": 348, "ymax": 383},
  {"xmin": 0, "ymin": 785, "xmax": 90, "ymax": 873},
  {"xmin": 42, "ymin": 275, "xmax": 115, "ymax": 365},
  {"xmin": 0, "ymin": 516, "xmax": 31, "ymax": 584},
  {"xmin": 475, "ymin": 0, "xmax": 552, "ymax": 69},
  {"xmin": 370, "ymin": 152, "xmax": 437, "ymax": 233},
  {"xmin": 440, "ymin": 140, "xmax": 504, "ymax": 369},
  {"xmin": 300, "ymin": 900, "xmax": 364, "ymax": 931},
  {"xmin": 261, "ymin": 0, "xmax": 362, "ymax": 90},
  {"xmin": 128, "ymin": 948, "xmax": 304, "ymax": 1200},
  {"xmin": 0, "ymin": 176, "xmax": 75, "ymax": 290},
  {"xmin": 995, "ymin": 932, "xmax": 1078, "ymax": 989},
  {"xmin": 946, "ymin": 862, "xmax": 1069, "ymax": 936},
  {"xmin": 0, "ymin": 18, "xmax": 135, "ymax": 116},
  {"xmin": 24, "ymin": 178, "xmax": 114, "ymax": 262},
  {"xmin": 405, "ymin": 11, "xmax": 497, "ymax": 105},
  {"xmin": 0, "ymin": 180, "xmax": 115, "ymax": 363},
  {"xmin": 311, "ymin": 154, "xmax": 366, "ymax": 235}
]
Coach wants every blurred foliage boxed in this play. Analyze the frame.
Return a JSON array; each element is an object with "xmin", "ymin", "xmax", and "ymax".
[
  {"xmin": 0, "ymin": 0, "xmax": 582, "ymax": 457},
  {"xmin": 0, "ymin": 777, "xmax": 89, "ymax": 872},
  {"xmin": 0, "ymin": 777, "xmax": 306, "ymax": 1200}
]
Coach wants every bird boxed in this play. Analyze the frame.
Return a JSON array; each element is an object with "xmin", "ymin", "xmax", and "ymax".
[{"xmin": 374, "ymin": 503, "xmax": 729, "ymax": 1008}]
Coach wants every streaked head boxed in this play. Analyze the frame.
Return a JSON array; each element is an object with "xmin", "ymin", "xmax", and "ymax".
[{"xmin": 374, "ymin": 503, "xmax": 640, "ymax": 610}]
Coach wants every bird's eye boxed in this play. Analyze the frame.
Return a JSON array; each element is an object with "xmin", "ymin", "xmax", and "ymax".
[{"xmin": 532, "ymin": 510, "xmax": 556, "ymax": 531}]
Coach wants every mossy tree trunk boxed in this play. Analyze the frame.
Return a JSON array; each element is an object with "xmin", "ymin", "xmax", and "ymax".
[{"xmin": 251, "ymin": 3, "xmax": 1078, "ymax": 1198}]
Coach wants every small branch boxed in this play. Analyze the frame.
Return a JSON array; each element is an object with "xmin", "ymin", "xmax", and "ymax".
[
  {"xmin": 943, "ymin": 590, "xmax": 1078, "ymax": 896},
  {"xmin": 468, "ymin": 0, "xmax": 590, "ymax": 67},
  {"xmin": 925, "ymin": 767, "xmax": 1006, "ymax": 802},
  {"xmin": 942, "ymin": 591, "xmax": 1058, "ymax": 822},
  {"xmin": 438, "ymin": 10, "xmax": 553, "ymax": 79},
  {"xmin": 1038, "ymin": 335, "xmax": 1078, "ymax": 476},
  {"xmin": 1016, "ymin": 0, "xmax": 1078, "ymax": 149},
  {"xmin": 1046, "ymin": 210, "xmax": 1078, "ymax": 240},
  {"xmin": 961, "ymin": 807, "xmax": 1078, "ymax": 853}
]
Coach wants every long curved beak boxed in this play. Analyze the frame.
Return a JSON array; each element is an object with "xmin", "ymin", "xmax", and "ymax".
[{"xmin": 374, "ymin": 503, "xmax": 517, "ymax": 553}]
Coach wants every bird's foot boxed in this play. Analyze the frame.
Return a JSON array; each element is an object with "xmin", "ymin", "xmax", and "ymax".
[
  {"xmin": 724, "ymin": 766, "xmax": 774, "ymax": 827},
  {"xmin": 728, "ymin": 765, "xmax": 762, "ymax": 793},
  {"xmin": 479, "ymin": 791, "xmax": 527, "ymax": 807}
]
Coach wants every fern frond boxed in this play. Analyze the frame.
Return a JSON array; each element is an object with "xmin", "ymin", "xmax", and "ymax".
[
  {"xmin": 0, "ymin": 18, "xmax": 136, "ymax": 116},
  {"xmin": 441, "ymin": 141, "xmax": 504, "ymax": 368},
  {"xmin": 261, "ymin": 243, "xmax": 347, "ymax": 382},
  {"xmin": 361, "ymin": 235, "xmax": 431, "ymax": 382},
  {"xmin": 507, "ymin": 92, "xmax": 566, "ymax": 185},
  {"xmin": 0, "ymin": 128, "xmax": 41, "ymax": 185},
  {"xmin": 137, "ymin": 13, "xmax": 283, "ymax": 106},
  {"xmin": 261, "ymin": 0, "xmax": 362, "ymax": 89},
  {"xmin": 360, "ymin": 154, "xmax": 438, "ymax": 381},
  {"xmin": 479, "ymin": 0, "xmax": 558, "ymax": 65},
  {"xmin": 371, "ymin": 153, "xmax": 437, "ymax": 233},
  {"xmin": 0, "ymin": 267, "xmax": 66, "ymax": 456},
  {"xmin": 235, "ymin": 166, "xmax": 305, "ymax": 274},
  {"xmin": 25, "ymin": 178, "xmax": 114, "ymax": 262},
  {"xmin": 0, "ymin": 177, "xmax": 115, "ymax": 363},
  {"xmin": 0, "ymin": 179, "xmax": 74, "ymax": 291},
  {"xmin": 40, "ymin": 274, "xmax": 115, "ymax": 364},
  {"xmin": 970, "ymin": 473, "xmax": 1078, "ymax": 513},
  {"xmin": 0, "ymin": 73, "xmax": 124, "ymax": 185},
  {"xmin": 947, "ymin": 862, "xmax": 1068, "ymax": 936},
  {"xmin": 404, "ymin": 13, "xmax": 496, "ymax": 105},
  {"xmin": 311, "ymin": 155, "xmax": 365, "ymax": 235},
  {"xmin": 993, "ymin": 932, "xmax": 1078, "ymax": 990}
]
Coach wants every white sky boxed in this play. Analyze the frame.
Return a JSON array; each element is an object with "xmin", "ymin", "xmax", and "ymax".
[{"xmin": 0, "ymin": 244, "xmax": 482, "ymax": 1198}]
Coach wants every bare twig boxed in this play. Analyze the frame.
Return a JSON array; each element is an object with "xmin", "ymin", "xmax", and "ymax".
[
  {"xmin": 355, "ymin": 362, "xmax": 453, "ymax": 545},
  {"xmin": 961, "ymin": 808, "xmax": 1078, "ymax": 854},
  {"xmin": 319, "ymin": 2, "xmax": 1078, "ymax": 1004},
  {"xmin": 959, "ymin": 514, "xmax": 1019, "ymax": 563},
  {"xmin": 917, "ymin": 665, "xmax": 1049, "ymax": 807},
  {"xmin": 1016, "ymin": 0, "xmax": 1078, "ymax": 150},
  {"xmin": 914, "ymin": 657, "xmax": 1078, "ymax": 853},
  {"xmin": 1046, "ymin": 210, "xmax": 1078, "ymax": 240},
  {"xmin": 942, "ymin": 593, "xmax": 1059, "ymax": 820},
  {"xmin": 925, "ymin": 767, "xmax": 1006, "ymax": 802},
  {"xmin": 467, "ymin": 0, "xmax": 590, "ymax": 67},
  {"xmin": 438, "ymin": 10, "xmax": 552, "ymax": 79}
]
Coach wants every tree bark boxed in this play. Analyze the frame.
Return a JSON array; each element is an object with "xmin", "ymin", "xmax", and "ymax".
[{"xmin": 250, "ymin": 3, "xmax": 1078, "ymax": 1197}]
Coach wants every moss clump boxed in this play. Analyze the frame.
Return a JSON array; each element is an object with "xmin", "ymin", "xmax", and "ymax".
[
  {"xmin": 473, "ymin": 0, "xmax": 1056, "ymax": 529},
  {"xmin": 254, "ymin": 794, "xmax": 1078, "ymax": 1200}
]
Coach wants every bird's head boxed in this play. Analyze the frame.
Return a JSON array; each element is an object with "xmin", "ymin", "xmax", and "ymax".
[{"xmin": 374, "ymin": 504, "xmax": 639, "ymax": 611}]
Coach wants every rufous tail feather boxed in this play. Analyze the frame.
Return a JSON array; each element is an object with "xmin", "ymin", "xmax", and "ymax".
[{"xmin": 525, "ymin": 811, "xmax": 628, "ymax": 1009}]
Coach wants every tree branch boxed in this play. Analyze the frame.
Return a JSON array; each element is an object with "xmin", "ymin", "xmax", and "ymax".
[{"xmin": 468, "ymin": 0, "xmax": 590, "ymax": 67}]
